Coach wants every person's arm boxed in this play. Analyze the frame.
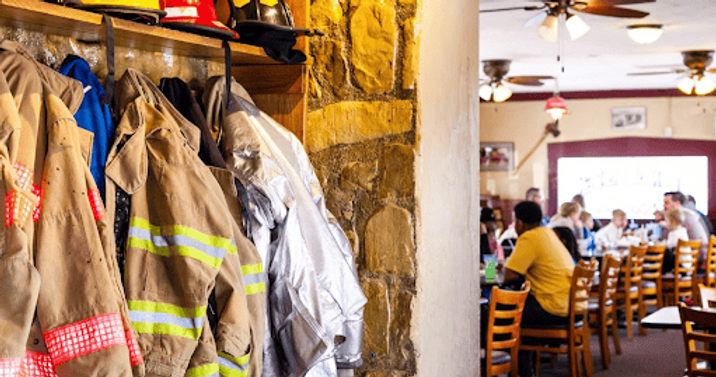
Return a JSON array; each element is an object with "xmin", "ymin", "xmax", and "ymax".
[{"xmin": 503, "ymin": 267, "xmax": 523, "ymax": 283}]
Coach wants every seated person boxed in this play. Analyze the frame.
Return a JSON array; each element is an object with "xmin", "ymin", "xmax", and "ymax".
[
  {"xmin": 662, "ymin": 207, "xmax": 689, "ymax": 273},
  {"xmin": 594, "ymin": 209, "xmax": 627, "ymax": 249},
  {"xmin": 547, "ymin": 201, "xmax": 583, "ymax": 239},
  {"xmin": 481, "ymin": 207, "xmax": 504, "ymax": 260},
  {"xmin": 552, "ymin": 226, "xmax": 581, "ymax": 264},
  {"xmin": 503, "ymin": 201, "xmax": 579, "ymax": 377},
  {"xmin": 579, "ymin": 211, "xmax": 595, "ymax": 239}
]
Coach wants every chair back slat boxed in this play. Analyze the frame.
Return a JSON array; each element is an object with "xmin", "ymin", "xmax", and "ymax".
[
  {"xmin": 484, "ymin": 282, "xmax": 531, "ymax": 376},
  {"xmin": 675, "ymin": 240, "xmax": 701, "ymax": 301},
  {"xmin": 679, "ymin": 303, "xmax": 716, "ymax": 377},
  {"xmin": 643, "ymin": 244, "xmax": 666, "ymax": 280},
  {"xmin": 698, "ymin": 284, "xmax": 716, "ymax": 309},
  {"xmin": 600, "ymin": 254, "xmax": 622, "ymax": 307},
  {"xmin": 706, "ymin": 235, "xmax": 716, "ymax": 288},
  {"xmin": 619, "ymin": 245, "xmax": 647, "ymax": 297},
  {"xmin": 571, "ymin": 258, "xmax": 598, "ymax": 319}
]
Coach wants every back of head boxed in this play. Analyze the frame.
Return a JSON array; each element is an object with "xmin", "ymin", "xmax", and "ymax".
[
  {"xmin": 572, "ymin": 194, "xmax": 585, "ymax": 208},
  {"xmin": 579, "ymin": 211, "xmax": 593, "ymax": 223},
  {"xmin": 481, "ymin": 207, "xmax": 496, "ymax": 223},
  {"xmin": 525, "ymin": 187, "xmax": 542, "ymax": 202},
  {"xmin": 612, "ymin": 209, "xmax": 626, "ymax": 221},
  {"xmin": 665, "ymin": 191, "xmax": 686, "ymax": 205},
  {"xmin": 559, "ymin": 201, "xmax": 582, "ymax": 218},
  {"xmin": 515, "ymin": 201, "xmax": 543, "ymax": 225},
  {"xmin": 666, "ymin": 207, "xmax": 685, "ymax": 225},
  {"xmin": 553, "ymin": 226, "xmax": 581, "ymax": 263}
]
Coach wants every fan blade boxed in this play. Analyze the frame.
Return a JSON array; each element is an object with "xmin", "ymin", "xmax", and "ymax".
[
  {"xmin": 480, "ymin": 5, "xmax": 545, "ymax": 13},
  {"xmin": 505, "ymin": 76, "xmax": 554, "ymax": 86},
  {"xmin": 627, "ymin": 70, "xmax": 686, "ymax": 76},
  {"xmin": 582, "ymin": 0, "xmax": 655, "ymax": 6},
  {"xmin": 524, "ymin": 11, "xmax": 548, "ymax": 27},
  {"xmin": 576, "ymin": 5, "xmax": 649, "ymax": 18}
]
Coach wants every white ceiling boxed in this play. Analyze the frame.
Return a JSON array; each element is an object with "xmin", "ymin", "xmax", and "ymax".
[{"xmin": 479, "ymin": 0, "xmax": 716, "ymax": 93}]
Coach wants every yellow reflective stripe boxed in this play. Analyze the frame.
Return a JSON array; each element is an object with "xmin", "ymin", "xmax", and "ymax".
[
  {"xmin": 241, "ymin": 263, "xmax": 263, "ymax": 276},
  {"xmin": 186, "ymin": 363, "xmax": 220, "ymax": 377},
  {"xmin": 130, "ymin": 217, "xmax": 237, "ymax": 255},
  {"xmin": 129, "ymin": 237, "xmax": 222, "ymax": 269},
  {"xmin": 245, "ymin": 282, "xmax": 266, "ymax": 295},
  {"xmin": 128, "ymin": 237, "xmax": 170, "ymax": 256},
  {"xmin": 128, "ymin": 300, "xmax": 207, "ymax": 318},
  {"xmin": 218, "ymin": 351, "xmax": 250, "ymax": 377},
  {"xmin": 132, "ymin": 321, "xmax": 202, "ymax": 340}
]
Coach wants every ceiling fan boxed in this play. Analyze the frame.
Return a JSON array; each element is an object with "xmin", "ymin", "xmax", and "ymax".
[
  {"xmin": 479, "ymin": 60, "xmax": 555, "ymax": 102},
  {"xmin": 628, "ymin": 50, "xmax": 716, "ymax": 95},
  {"xmin": 481, "ymin": 0, "xmax": 655, "ymax": 42}
]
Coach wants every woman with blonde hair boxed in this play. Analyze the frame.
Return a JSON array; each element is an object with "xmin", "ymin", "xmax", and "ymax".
[{"xmin": 547, "ymin": 201, "xmax": 583, "ymax": 238}]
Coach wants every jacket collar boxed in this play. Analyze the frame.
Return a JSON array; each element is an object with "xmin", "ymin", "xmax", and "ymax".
[
  {"xmin": 114, "ymin": 68, "xmax": 201, "ymax": 153},
  {"xmin": 0, "ymin": 41, "xmax": 84, "ymax": 115}
]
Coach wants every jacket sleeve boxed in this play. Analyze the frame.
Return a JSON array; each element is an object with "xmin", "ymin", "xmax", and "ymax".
[
  {"xmin": 0, "ymin": 156, "xmax": 41, "ymax": 372},
  {"xmin": 214, "ymin": 241, "xmax": 253, "ymax": 377}
]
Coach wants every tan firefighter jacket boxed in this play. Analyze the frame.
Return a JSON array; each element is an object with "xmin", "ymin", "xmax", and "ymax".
[
  {"xmin": 0, "ymin": 41, "xmax": 142, "ymax": 377},
  {"xmin": 106, "ymin": 68, "xmax": 257, "ymax": 377}
]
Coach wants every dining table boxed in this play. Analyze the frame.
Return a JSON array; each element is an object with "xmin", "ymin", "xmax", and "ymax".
[{"xmin": 641, "ymin": 305, "xmax": 716, "ymax": 371}]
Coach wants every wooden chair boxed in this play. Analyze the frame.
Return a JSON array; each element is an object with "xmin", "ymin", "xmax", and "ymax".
[
  {"xmin": 520, "ymin": 259, "xmax": 598, "ymax": 377},
  {"xmin": 638, "ymin": 244, "xmax": 666, "ymax": 336},
  {"xmin": 697, "ymin": 283, "xmax": 716, "ymax": 309},
  {"xmin": 662, "ymin": 240, "xmax": 701, "ymax": 306},
  {"xmin": 705, "ymin": 235, "xmax": 716, "ymax": 288},
  {"xmin": 482, "ymin": 282, "xmax": 531, "ymax": 377},
  {"xmin": 613, "ymin": 244, "xmax": 647, "ymax": 340},
  {"xmin": 678, "ymin": 303, "xmax": 716, "ymax": 377},
  {"xmin": 587, "ymin": 254, "xmax": 622, "ymax": 369}
]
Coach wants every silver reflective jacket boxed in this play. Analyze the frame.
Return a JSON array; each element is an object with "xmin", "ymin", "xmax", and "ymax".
[{"xmin": 204, "ymin": 77, "xmax": 366, "ymax": 377}]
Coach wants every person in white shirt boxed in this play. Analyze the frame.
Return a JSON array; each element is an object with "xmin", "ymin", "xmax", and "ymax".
[
  {"xmin": 594, "ymin": 209, "xmax": 627, "ymax": 249},
  {"xmin": 663, "ymin": 207, "xmax": 690, "ymax": 273}
]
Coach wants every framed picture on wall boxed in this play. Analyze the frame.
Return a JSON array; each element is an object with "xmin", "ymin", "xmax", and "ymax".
[
  {"xmin": 612, "ymin": 106, "xmax": 646, "ymax": 130},
  {"xmin": 480, "ymin": 142, "xmax": 515, "ymax": 171}
]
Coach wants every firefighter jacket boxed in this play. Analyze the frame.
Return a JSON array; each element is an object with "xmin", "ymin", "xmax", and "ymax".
[
  {"xmin": 106, "ymin": 68, "xmax": 256, "ymax": 377},
  {"xmin": 0, "ymin": 41, "xmax": 142, "ymax": 377},
  {"xmin": 204, "ymin": 76, "xmax": 367, "ymax": 377}
]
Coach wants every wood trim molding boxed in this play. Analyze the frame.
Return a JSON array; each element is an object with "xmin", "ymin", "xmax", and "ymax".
[
  {"xmin": 547, "ymin": 137, "xmax": 716, "ymax": 219},
  {"xmin": 499, "ymin": 89, "xmax": 716, "ymax": 102}
]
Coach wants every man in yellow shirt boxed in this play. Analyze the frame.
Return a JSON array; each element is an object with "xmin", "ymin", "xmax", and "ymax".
[{"xmin": 503, "ymin": 201, "xmax": 576, "ymax": 377}]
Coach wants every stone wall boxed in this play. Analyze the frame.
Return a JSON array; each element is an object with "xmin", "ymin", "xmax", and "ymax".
[
  {"xmin": 0, "ymin": 26, "xmax": 214, "ymax": 90},
  {"xmin": 307, "ymin": 0, "xmax": 420, "ymax": 376}
]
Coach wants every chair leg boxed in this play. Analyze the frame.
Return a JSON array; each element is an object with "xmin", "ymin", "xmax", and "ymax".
[
  {"xmin": 582, "ymin": 333, "xmax": 595, "ymax": 377},
  {"xmin": 625, "ymin": 299, "xmax": 634, "ymax": 340},
  {"xmin": 611, "ymin": 313, "xmax": 622, "ymax": 355},
  {"xmin": 569, "ymin": 337, "xmax": 577, "ymax": 377},
  {"xmin": 638, "ymin": 301, "xmax": 647, "ymax": 336},
  {"xmin": 599, "ymin": 317, "xmax": 609, "ymax": 369},
  {"xmin": 535, "ymin": 350, "xmax": 541, "ymax": 377},
  {"xmin": 576, "ymin": 351, "xmax": 583, "ymax": 377},
  {"xmin": 657, "ymin": 280, "xmax": 663, "ymax": 309},
  {"xmin": 551, "ymin": 353, "xmax": 558, "ymax": 367}
]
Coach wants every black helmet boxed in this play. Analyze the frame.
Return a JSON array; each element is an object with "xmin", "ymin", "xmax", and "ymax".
[{"xmin": 217, "ymin": 0, "xmax": 322, "ymax": 64}]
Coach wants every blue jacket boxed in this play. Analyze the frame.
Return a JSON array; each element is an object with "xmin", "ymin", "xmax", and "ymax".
[{"xmin": 59, "ymin": 55, "xmax": 113, "ymax": 197}]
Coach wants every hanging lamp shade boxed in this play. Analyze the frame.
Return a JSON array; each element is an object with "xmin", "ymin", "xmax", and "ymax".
[
  {"xmin": 545, "ymin": 96, "xmax": 568, "ymax": 120},
  {"xmin": 627, "ymin": 24, "xmax": 663, "ymax": 44},
  {"xmin": 537, "ymin": 14, "xmax": 559, "ymax": 43}
]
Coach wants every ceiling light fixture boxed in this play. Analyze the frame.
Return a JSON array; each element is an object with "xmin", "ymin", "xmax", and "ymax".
[
  {"xmin": 565, "ymin": 14, "xmax": 590, "ymax": 41},
  {"xmin": 627, "ymin": 24, "xmax": 663, "ymax": 44},
  {"xmin": 694, "ymin": 75, "xmax": 716, "ymax": 96},
  {"xmin": 479, "ymin": 84, "xmax": 493, "ymax": 101},
  {"xmin": 677, "ymin": 76, "xmax": 695, "ymax": 95},
  {"xmin": 545, "ymin": 96, "xmax": 568, "ymax": 120},
  {"xmin": 492, "ymin": 84, "xmax": 512, "ymax": 102},
  {"xmin": 537, "ymin": 14, "xmax": 559, "ymax": 43}
]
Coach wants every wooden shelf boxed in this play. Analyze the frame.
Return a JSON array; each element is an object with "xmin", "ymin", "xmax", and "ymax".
[{"xmin": 0, "ymin": 0, "xmax": 281, "ymax": 65}]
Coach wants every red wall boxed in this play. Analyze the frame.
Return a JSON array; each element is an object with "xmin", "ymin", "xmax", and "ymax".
[{"xmin": 547, "ymin": 137, "xmax": 716, "ymax": 220}]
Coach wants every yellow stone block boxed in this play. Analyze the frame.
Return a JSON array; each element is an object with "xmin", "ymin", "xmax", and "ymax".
[
  {"xmin": 313, "ymin": 40, "xmax": 348, "ymax": 97},
  {"xmin": 311, "ymin": 0, "xmax": 344, "ymax": 30},
  {"xmin": 350, "ymin": 0, "xmax": 396, "ymax": 95},
  {"xmin": 306, "ymin": 100, "xmax": 413, "ymax": 152},
  {"xmin": 402, "ymin": 17, "xmax": 419, "ymax": 90}
]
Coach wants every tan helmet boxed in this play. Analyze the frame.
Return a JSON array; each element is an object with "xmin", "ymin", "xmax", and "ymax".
[{"xmin": 66, "ymin": 0, "xmax": 165, "ymax": 24}]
